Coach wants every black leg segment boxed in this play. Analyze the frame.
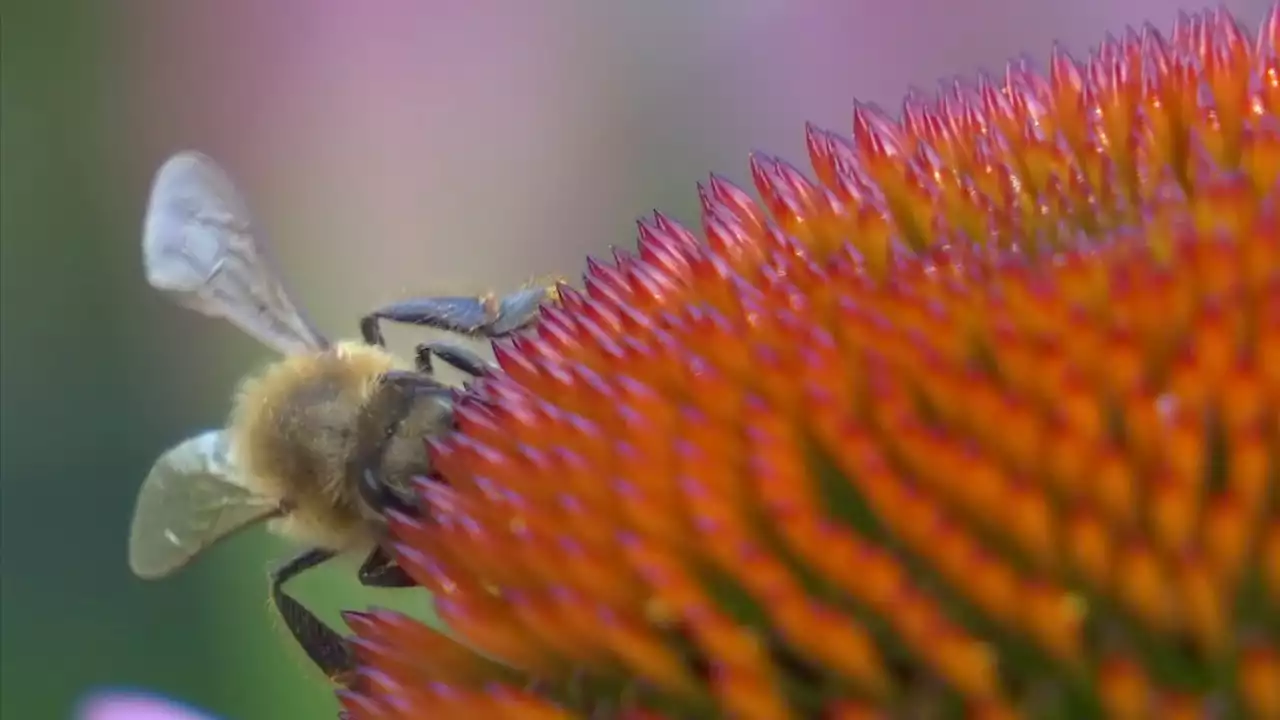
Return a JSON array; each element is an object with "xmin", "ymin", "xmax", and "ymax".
[
  {"xmin": 270, "ymin": 548, "xmax": 353, "ymax": 682},
  {"xmin": 269, "ymin": 545, "xmax": 420, "ymax": 685},
  {"xmin": 360, "ymin": 285, "xmax": 555, "ymax": 346},
  {"xmin": 357, "ymin": 546, "xmax": 416, "ymax": 588},
  {"xmin": 414, "ymin": 341, "xmax": 498, "ymax": 377}
]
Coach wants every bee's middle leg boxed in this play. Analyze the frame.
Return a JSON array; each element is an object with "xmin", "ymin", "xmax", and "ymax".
[
  {"xmin": 356, "ymin": 546, "xmax": 416, "ymax": 588},
  {"xmin": 413, "ymin": 342, "xmax": 498, "ymax": 377},
  {"xmin": 354, "ymin": 468, "xmax": 421, "ymax": 590},
  {"xmin": 270, "ymin": 548, "xmax": 353, "ymax": 683}
]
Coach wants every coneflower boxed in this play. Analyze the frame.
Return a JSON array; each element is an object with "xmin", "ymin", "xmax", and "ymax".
[{"xmin": 339, "ymin": 6, "xmax": 1279, "ymax": 719}]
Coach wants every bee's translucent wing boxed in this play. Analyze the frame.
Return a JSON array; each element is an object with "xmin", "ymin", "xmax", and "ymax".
[
  {"xmin": 142, "ymin": 151, "xmax": 328, "ymax": 355},
  {"xmin": 128, "ymin": 430, "xmax": 281, "ymax": 580}
]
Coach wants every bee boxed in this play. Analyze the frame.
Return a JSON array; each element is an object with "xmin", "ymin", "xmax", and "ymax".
[{"xmin": 127, "ymin": 151, "xmax": 556, "ymax": 683}]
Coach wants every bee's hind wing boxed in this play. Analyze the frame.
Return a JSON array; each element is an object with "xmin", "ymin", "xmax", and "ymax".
[{"xmin": 128, "ymin": 429, "xmax": 281, "ymax": 580}]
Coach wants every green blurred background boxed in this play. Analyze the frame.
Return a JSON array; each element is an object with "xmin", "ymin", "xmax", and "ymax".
[{"xmin": 2, "ymin": 1, "xmax": 1268, "ymax": 718}]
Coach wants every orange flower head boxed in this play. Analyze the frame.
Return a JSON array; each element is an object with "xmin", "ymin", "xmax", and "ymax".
[{"xmin": 341, "ymin": 6, "xmax": 1280, "ymax": 719}]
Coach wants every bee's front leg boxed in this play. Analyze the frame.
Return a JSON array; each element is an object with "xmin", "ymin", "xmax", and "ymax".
[{"xmin": 358, "ymin": 467, "xmax": 420, "ymax": 519}]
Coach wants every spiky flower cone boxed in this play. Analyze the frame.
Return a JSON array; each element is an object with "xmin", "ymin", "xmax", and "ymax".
[{"xmin": 340, "ymin": 6, "xmax": 1280, "ymax": 719}]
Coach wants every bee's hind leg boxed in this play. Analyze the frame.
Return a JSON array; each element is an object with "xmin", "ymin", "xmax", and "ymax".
[
  {"xmin": 359, "ymin": 285, "xmax": 555, "ymax": 347},
  {"xmin": 414, "ymin": 342, "xmax": 498, "ymax": 377},
  {"xmin": 270, "ymin": 548, "xmax": 354, "ymax": 683}
]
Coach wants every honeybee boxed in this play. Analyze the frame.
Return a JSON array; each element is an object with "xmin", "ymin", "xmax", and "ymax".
[{"xmin": 127, "ymin": 151, "xmax": 556, "ymax": 683}]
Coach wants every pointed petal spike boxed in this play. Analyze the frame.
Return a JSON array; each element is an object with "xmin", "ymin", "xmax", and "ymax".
[
  {"xmin": 652, "ymin": 211, "xmax": 700, "ymax": 249},
  {"xmin": 1259, "ymin": 1, "xmax": 1279, "ymax": 56},
  {"xmin": 708, "ymin": 173, "xmax": 768, "ymax": 237}
]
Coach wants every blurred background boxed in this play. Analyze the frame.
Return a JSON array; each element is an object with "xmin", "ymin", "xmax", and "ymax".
[{"xmin": 1, "ymin": 0, "xmax": 1270, "ymax": 718}]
